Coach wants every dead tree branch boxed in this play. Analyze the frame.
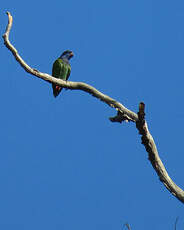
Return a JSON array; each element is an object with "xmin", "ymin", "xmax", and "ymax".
[
  {"xmin": 2, "ymin": 12, "xmax": 136, "ymax": 123},
  {"xmin": 136, "ymin": 103, "xmax": 184, "ymax": 202},
  {"xmin": 3, "ymin": 11, "xmax": 184, "ymax": 203}
]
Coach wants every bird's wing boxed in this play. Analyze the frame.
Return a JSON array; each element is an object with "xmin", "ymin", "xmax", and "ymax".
[
  {"xmin": 66, "ymin": 64, "xmax": 71, "ymax": 81},
  {"xmin": 52, "ymin": 59, "xmax": 64, "ymax": 79}
]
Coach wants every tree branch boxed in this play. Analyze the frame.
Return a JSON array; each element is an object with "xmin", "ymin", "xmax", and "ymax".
[
  {"xmin": 2, "ymin": 12, "xmax": 137, "ymax": 123},
  {"xmin": 136, "ymin": 103, "xmax": 184, "ymax": 203},
  {"xmin": 3, "ymin": 11, "xmax": 184, "ymax": 203}
]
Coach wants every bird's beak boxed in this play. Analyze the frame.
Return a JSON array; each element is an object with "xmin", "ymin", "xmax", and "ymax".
[{"xmin": 70, "ymin": 52, "xmax": 74, "ymax": 57}]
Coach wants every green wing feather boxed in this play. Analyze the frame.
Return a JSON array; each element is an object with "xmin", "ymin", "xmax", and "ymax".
[
  {"xmin": 66, "ymin": 65, "xmax": 71, "ymax": 81},
  {"xmin": 52, "ymin": 58, "xmax": 71, "ymax": 80},
  {"xmin": 52, "ymin": 58, "xmax": 71, "ymax": 97}
]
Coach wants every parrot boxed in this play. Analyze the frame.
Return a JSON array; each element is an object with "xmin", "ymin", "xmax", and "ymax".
[{"xmin": 52, "ymin": 50, "xmax": 74, "ymax": 97}]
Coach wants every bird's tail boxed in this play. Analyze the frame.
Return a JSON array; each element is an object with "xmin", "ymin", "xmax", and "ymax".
[{"xmin": 52, "ymin": 84, "xmax": 62, "ymax": 97}]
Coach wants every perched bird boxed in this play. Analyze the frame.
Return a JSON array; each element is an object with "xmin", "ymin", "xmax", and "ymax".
[{"xmin": 52, "ymin": 50, "xmax": 74, "ymax": 97}]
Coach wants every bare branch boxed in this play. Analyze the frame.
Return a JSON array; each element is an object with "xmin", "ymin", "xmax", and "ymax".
[
  {"xmin": 3, "ymin": 12, "xmax": 184, "ymax": 203},
  {"xmin": 136, "ymin": 103, "xmax": 184, "ymax": 203},
  {"xmin": 2, "ymin": 12, "xmax": 137, "ymax": 123}
]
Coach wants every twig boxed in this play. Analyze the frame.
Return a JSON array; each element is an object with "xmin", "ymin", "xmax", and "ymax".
[{"xmin": 123, "ymin": 223, "xmax": 131, "ymax": 230}]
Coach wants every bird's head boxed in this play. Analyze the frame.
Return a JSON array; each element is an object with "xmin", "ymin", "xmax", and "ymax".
[{"xmin": 60, "ymin": 50, "xmax": 74, "ymax": 60}]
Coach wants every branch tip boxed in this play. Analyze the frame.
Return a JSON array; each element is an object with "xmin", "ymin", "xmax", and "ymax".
[
  {"xmin": 138, "ymin": 102, "xmax": 145, "ymax": 120},
  {"xmin": 6, "ymin": 11, "xmax": 12, "ymax": 22}
]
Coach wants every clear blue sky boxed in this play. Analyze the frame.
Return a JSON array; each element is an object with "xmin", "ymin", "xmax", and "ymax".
[{"xmin": 1, "ymin": 0, "xmax": 184, "ymax": 229}]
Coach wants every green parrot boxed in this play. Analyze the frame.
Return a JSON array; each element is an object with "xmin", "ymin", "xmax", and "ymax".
[{"xmin": 52, "ymin": 50, "xmax": 74, "ymax": 97}]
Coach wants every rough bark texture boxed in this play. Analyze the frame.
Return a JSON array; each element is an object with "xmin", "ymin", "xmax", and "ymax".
[{"xmin": 3, "ymin": 11, "xmax": 184, "ymax": 203}]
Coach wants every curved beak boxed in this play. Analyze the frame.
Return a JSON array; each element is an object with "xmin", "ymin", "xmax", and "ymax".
[{"xmin": 70, "ymin": 52, "xmax": 74, "ymax": 58}]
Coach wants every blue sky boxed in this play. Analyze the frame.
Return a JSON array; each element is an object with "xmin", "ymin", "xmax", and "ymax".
[{"xmin": 1, "ymin": 0, "xmax": 184, "ymax": 229}]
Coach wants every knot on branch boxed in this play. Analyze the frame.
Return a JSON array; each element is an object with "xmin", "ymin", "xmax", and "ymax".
[{"xmin": 109, "ymin": 110, "xmax": 134, "ymax": 123}]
